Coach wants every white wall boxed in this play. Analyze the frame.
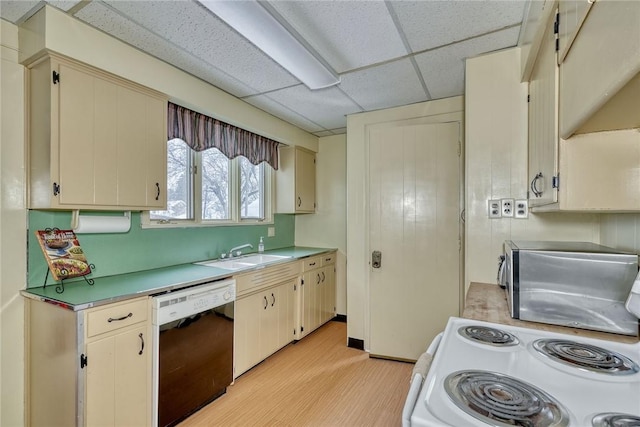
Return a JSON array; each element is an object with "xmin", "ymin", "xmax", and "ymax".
[
  {"xmin": 295, "ymin": 134, "xmax": 347, "ymax": 315},
  {"xmin": 465, "ymin": 48, "xmax": 601, "ymax": 288},
  {"xmin": 0, "ymin": 20, "xmax": 27, "ymax": 427}
]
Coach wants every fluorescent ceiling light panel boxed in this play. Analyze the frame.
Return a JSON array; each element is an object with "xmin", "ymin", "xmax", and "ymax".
[{"xmin": 200, "ymin": 0, "xmax": 340, "ymax": 90}]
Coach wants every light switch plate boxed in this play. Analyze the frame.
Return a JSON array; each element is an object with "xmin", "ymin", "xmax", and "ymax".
[
  {"xmin": 488, "ymin": 200, "xmax": 501, "ymax": 218},
  {"xmin": 501, "ymin": 199, "xmax": 514, "ymax": 217},
  {"xmin": 267, "ymin": 226, "xmax": 276, "ymax": 237},
  {"xmin": 515, "ymin": 199, "xmax": 529, "ymax": 219}
]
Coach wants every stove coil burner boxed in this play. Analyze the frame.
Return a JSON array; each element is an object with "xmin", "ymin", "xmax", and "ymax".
[
  {"xmin": 444, "ymin": 370, "xmax": 569, "ymax": 427},
  {"xmin": 458, "ymin": 325, "xmax": 520, "ymax": 347},
  {"xmin": 592, "ymin": 413, "xmax": 640, "ymax": 427},
  {"xmin": 533, "ymin": 339, "xmax": 640, "ymax": 375}
]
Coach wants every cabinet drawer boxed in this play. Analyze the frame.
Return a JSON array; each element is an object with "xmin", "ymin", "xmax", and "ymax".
[
  {"xmin": 236, "ymin": 261, "xmax": 301, "ymax": 295},
  {"xmin": 86, "ymin": 298, "xmax": 148, "ymax": 338},
  {"xmin": 321, "ymin": 252, "xmax": 336, "ymax": 266},
  {"xmin": 302, "ymin": 256, "xmax": 322, "ymax": 272}
]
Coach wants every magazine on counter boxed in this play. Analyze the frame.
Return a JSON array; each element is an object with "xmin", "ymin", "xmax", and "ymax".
[{"xmin": 35, "ymin": 228, "xmax": 92, "ymax": 281}]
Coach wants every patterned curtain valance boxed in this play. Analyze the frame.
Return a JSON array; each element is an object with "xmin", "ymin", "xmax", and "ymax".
[{"xmin": 167, "ymin": 102, "xmax": 280, "ymax": 170}]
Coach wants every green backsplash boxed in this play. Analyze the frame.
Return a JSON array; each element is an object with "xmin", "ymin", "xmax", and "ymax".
[{"xmin": 27, "ymin": 211, "xmax": 295, "ymax": 287}]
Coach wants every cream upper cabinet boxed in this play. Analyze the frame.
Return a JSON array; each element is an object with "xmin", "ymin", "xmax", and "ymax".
[
  {"xmin": 528, "ymin": 10, "xmax": 559, "ymax": 208},
  {"xmin": 28, "ymin": 296, "xmax": 151, "ymax": 427},
  {"xmin": 557, "ymin": 0, "xmax": 594, "ymax": 64},
  {"xmin": 276, "ymin": 145, "xmax": 316, "ymax": 213},
  {"xmin": 27, "ymin": 54, "xmax": 167, "ymax": 210},
  {"xmin": 559, "ymin": 0, "xmax": 640, "ymax": 138}
]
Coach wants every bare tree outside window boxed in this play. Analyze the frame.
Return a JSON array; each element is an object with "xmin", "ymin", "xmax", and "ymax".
[
  {"xmin": 202, "ymin": 148, "xmax": 230, "ymax": 220},
  {"xmin": 239, "ymin": 156, "xmax": 264, "ymax": 219},
  {"xmin": 150, "ymin": 138, "xmax": 192, "ymax": 220}
]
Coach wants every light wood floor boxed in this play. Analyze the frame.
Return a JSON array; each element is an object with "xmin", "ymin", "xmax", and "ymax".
[{"xmin": 179, "ymin": 321, "xmax": 413, "ymax": 427}]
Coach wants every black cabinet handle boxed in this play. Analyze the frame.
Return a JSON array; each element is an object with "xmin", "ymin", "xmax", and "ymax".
[
  {"xmin": 321, "ymin": 272, "xmax": 325, "ymax": 282},
  {"xmin": 108, "ymin": 312, "xmax": 133, "ymax": 322},
  {"xmin": 297, "ymin": 196, "xmax": 302, "ymax": 207},
  {"xmin": 316, "ymin": 273, "xmax": 321, "ymax": 284},
  {"xmin": 138, "ymin": 333, "xmax": 144, "ymax": 355},
  {"xmin": 263, "ymin": 296, "xmax": 268, "ymax": 310},
  {"xmin": 155, "ymin": 183, "xmax": 160, "ymax": 200},
  {"xmin": 271, "ymin": 293, "xmax": 275, "ymax": 307}
]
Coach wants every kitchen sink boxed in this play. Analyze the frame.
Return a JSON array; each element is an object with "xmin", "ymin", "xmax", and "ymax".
[{"xmin": 196, "ymin": 254, "xmax": 291, "ymax": 271}]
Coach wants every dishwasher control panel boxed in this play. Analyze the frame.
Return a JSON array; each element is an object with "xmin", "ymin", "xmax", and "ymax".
[{"xmin": 152, "ymin": 279, "xmax": 235, "ymax": 325}]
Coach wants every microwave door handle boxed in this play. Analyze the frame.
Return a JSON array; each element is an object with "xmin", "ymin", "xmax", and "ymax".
[{"xmin": 497, "ymin": 255, "xmax": 507, "ymax": 288}]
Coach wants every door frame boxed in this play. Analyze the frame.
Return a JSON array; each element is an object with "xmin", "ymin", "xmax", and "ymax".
[{"xmin": 346, "ymin": 97, "xmax": 465, "ymax": 353}]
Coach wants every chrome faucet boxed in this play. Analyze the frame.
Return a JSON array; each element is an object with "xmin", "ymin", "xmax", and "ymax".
[{"xmin": 228, "ymin": 243, "xmax": 253, "ymax": 258}]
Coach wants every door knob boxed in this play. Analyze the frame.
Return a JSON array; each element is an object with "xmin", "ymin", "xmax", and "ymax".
[{"xmin": 372, "ymin": 250, "xmax": 382, "ymax": 268}]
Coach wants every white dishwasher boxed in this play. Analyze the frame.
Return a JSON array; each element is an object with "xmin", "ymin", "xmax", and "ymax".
[{"xmin": 151, "ymin": 278, "xmax": 235, "ymax": 427}]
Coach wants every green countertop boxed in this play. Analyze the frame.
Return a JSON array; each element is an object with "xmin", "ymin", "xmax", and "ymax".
[{"xmin": 22, "ymin": 246, "xmax": 334, "ymax": 310}]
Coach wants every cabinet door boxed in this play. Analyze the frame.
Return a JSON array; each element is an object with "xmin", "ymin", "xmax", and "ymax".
[
  {"xmin": 260, "ymin": 289, "xmax": 280, "ymax": 358},
  {"xmin": 295, "ymin": 148, "xmax": 316, "ymax": 212},
  {"xmin": 528, "ymin": 11, "xmax": 559, "ymax": 207},
  {"xmin": 276, "ymin": 280, "xmax": 296, "ymax": 349},
  {"xmin": 234, "ymin": 293, "xmax": 262, "ymax": 377},
  {"xmin": 116, "ymin": 86, "xmax": 166, "ymax": 208},
  {"xmin": 322, "ymin": 265, "xmax": 336, "ymax": 324},
  {"xmin": 85, "ymin": 324, "xmax": 148, "ymax": 427},
  {"xmin": 557, "ymin": 0, "xmax": 594, "ymax": 63},
  {"xmin": 58, "ymin": 62, "xmax": 118, "ymax": 206}
]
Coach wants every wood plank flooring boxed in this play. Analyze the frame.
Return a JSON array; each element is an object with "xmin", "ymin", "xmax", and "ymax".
[{"xmin": 178, "ymin": 321, "xmax": 413, "ymax": 427}]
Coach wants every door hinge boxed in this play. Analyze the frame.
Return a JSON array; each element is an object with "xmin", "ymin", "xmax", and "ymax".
[
  {"xmin": 301, "ymin": 279, "xmax": 304, "ymax": 285},
  {"xmin": 527, "ymin": 94, "xmax": 530, "ymax": 103},
  {"xmin": 457, "ymin": 141, "xmax": 461, "ymax": 157},
  {"xmin": 552, "ymin": 175, "xmax": 560, "ymax": 189},
  {"xmin": 52, "ymin": 71, "xmax": 60, "ymax": 85},
  {"xmin": 80, "ymin": 354, "xmax": 88, "ymax": 369},
  {"xmin": 301, "ymin": 326, "xmax": 304, "ymax": 332},
  {"xmin": 554, "ymin": 12, "xmax": 560, "ymax": 52},
  {"xmin": 53, "ymin": 182, "xmax": 60, "ymax": 196},
  {"xmin": 294, "ymin": 284, "xmax": 297, "ymax": 291}
]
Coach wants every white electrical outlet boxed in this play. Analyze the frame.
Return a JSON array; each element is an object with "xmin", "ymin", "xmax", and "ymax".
[
  {"xmin": 501, "ymin": 198, "xmax": 514, "ymax": 217},
  {"xmin": 488, "ymin": 200, "xmax": 501, "ymax": 218},
  {"xmin": 515, "ymin": 199, "xmax": 529, "ymax": 219}
]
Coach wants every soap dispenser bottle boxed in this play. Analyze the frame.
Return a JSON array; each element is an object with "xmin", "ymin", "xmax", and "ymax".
[{"xmin": 258, "ymin": 236, "xmax": 265, "ymax": 253}]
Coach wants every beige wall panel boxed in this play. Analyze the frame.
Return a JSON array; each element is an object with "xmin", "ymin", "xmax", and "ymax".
[
  {"xmin": 19, "ymin": 6, "xmax": 318, "ymax": 152},
  {"xmin": 295, "ymin": 135, "xmax": 347, "ymax": 315},
  {"xmin": 0, "ymin": 20, "xmax": 27, "ymax": 427},
  {"xmin": 465, "ymin": 48, "xmax": 600, "ymax": 289},
  {"xmin": 601, "ymin": 213, "xmax": 640, "ymax": 253}
]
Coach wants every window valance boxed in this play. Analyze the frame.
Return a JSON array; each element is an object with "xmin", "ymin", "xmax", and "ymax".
[{"xmin": 167, "ymin": 102, "xmax": 280, "ymax": 170}]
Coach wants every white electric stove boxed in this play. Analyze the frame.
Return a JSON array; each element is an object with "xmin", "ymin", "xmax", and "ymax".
[{"xmin": 404, "ymin": 317, "xmax": 640, "ymax": 426}]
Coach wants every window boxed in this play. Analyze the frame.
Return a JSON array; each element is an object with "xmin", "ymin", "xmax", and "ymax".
[{"xmin": 148, "ymin": 138, "xmax": 272, "ymax": 226}]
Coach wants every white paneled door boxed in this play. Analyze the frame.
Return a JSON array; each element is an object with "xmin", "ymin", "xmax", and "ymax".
[{"xmin": 369, "ymin": 121, "xmax": 461, "ymax": 361}]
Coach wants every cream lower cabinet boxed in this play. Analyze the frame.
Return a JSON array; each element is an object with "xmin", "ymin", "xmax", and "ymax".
[
  {"xmin": 298, "ymin": 252, "xmax": 336, "ymax": 340},
  {"xmin": 27, "ymin": 54, "xmax": 167, "ymax": 210},
  {"xmin": 234, "ymin": 261, "xmax": 301, "ymax": 378},
  {"xmin": 28, "ymin": 296, "xmax": 151, "ymax": 426}
]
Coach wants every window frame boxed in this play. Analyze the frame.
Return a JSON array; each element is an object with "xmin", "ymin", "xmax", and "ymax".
[{"xmin": 142, "ymin": 143, "xmax": 274, "ymax": 228}]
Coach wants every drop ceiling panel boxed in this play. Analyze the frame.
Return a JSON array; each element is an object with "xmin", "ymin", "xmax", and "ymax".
[
  {"xmin": 0, "ymin": 0, "xmax": 80, "ymax": 23},
  {"xmin": 340, "ymin": 58, "xmax": 427, "ymax": 111},
  {"xmin": 268, "ymin": 0, "xmax": 407, "ymax": 73},
  {"xmin": 255, "ymin": 85, "xmax": 363, "ymax": 131},
  {"xmin": 243, "ymin": 94, "xmax": 325, "ymax": 134},
  {"xmin": 74, "ymin": 1, "xmax": 257, "ymax": 98},
  {"xmin": 415, "ymin": 26, "xmax": 521, "ymax": 100},
  {"xmin": 392, "ymin": 0, "xmax": 526, "ymax": 53},
  {"xmin": 98, "ymin": 0, "xmax": 299, "ymax": 94}
]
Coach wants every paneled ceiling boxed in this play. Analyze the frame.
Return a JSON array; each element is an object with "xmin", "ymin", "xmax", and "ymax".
[{"xmin": 1, "ymin": 0, "xmax": 527, "ymax": 137}]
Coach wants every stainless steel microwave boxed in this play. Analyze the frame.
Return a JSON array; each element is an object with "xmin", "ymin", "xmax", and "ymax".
[{"xmin": 500, "ymin": 240, "xmax": 639, "ymax": 336}]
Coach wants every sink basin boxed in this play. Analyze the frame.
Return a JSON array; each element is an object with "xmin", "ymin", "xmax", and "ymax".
[{"xmin": 196, "ymin": 254, "xmax": 291, "ymax": 271}]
